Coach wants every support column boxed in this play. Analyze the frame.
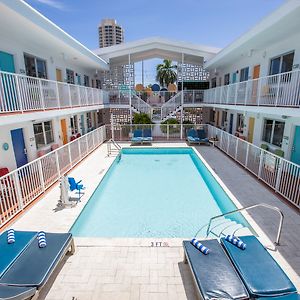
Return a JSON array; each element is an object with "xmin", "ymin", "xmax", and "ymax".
[
  {"xmin": 180, "ymin": 53, "xmax": 184, "ymax": 139},
  {"xmin": 129, "ymin": 53, "xmax": 132, "ymax": 124}
]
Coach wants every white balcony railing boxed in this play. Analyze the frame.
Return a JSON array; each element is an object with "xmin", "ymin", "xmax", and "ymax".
[
  {"xmin": 204, "ymin": 70, "xmax": 300, "ymax": 107},
  {"xmin": 0, "ymin": 125, "xmax": 106, "ymax": 226},
  {"xmin": 0, "ymin": 71, "xmax": 105, "ymax": 113}
]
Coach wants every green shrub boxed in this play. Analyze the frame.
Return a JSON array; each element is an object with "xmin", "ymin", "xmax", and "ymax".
[
  {"xmin": 160, "ymin": 118, "xmax": 180, "ymax": 134},
  {"xmin": 133, "ymin": 113, "xmax": 152, "ymax": 124}
]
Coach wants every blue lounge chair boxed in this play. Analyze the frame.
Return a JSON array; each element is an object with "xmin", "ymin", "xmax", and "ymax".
[
  {"xmin": 183, "ymin": 239, "xmax": 249, "ymax": 300},
  {"xmin": 131, "ymin": 129, "xmax": 143, "ymax": 144},
  {"xmin": 0, "ymin": 230, "xmax": 74, "ymax": 300},
  {"xmin": 68, "ymin": 177, "xmax": 85, "ymax": 201},
  {"xmin": 142, "ymin": 128, "xmax": 153, "ymax": 143},
  {"xmin": 187, "ymin": 129, "xmax": 200, "ymax": 144},
  {"xmin": 197, "ymin": 129, "xmax": 210, "ymax": 145},
  {"xmin": 221, "ymin": 235, "xmax": 297, "ymax": 298}
]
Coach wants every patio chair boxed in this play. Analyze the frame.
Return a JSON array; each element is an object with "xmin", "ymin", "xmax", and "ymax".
[
  {"xmin": 197, "ymin": 129, "xmax": 210, "ymax": 145},
  {"xmin": 68, "ymin": 177, "xmax": 85, "ymax": 201},
  {"xmin": 131, "ymin": 129, "xmax": 143, "ymax": 144},
  {"xmin": 221, "ymin": 235, "xmax": 297, "ymax": 298},
  {"xmin": 142, "ymin": 128, "xmax": 153, "ymax": 143},
  {"xmin": 183, "ymin": 239, "xmax": 249, "ymax": 300},
  {"xmin": 186, "ymin": 129, "xmax": 200, "ymax": 145},
  {"xmin": 0, "ymin": 230, "xmax": 74, "ymax": 300}
]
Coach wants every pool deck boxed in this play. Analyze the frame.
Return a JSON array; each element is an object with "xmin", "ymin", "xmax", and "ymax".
[{"xmin": 10, "ymin": 142, "xmax": 300, "ymax": 299}]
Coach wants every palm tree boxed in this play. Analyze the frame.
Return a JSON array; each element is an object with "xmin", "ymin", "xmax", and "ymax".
[{"xmin": 156, "ymin": 59, "xmax": 177, "ymax": 87}]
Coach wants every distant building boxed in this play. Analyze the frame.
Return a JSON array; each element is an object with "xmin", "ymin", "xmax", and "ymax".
[{"xmin": 98, "ymin": 19, "xmax": 124, "ymax": 48}]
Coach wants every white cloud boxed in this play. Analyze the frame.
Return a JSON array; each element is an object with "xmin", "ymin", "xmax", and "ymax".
[{"xmin": 32, "ymin": 0, "xmax": 66, "ymax": 10}]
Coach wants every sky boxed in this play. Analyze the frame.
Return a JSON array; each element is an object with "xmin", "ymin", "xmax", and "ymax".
[{"xmin": 25, "ymin": 0, "xmax": 285, "ymax": 85}]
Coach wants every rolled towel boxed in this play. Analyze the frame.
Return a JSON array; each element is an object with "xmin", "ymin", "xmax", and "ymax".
[
  {"xmin": 37, "ymin": 231, "xmax": 47, "ymax": 248},
  {"xmin": 7, "ymin": 229, "xmax": 15, "ymax": 244},
  {"xmin": 225, "ymin": 235, "xmax": 246, "ymax": 250},
  {"xmin": 191, "ymin": 238, "xmax": 210, "ymax": 255}
]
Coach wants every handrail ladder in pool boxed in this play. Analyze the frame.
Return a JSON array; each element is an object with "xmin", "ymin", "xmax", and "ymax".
[
  {"xmin": 206, "ymin": 203, "xmax": 284, "ymax": 246},
  {"xmin": 107, "ymin": 138, "xmax": 122, "ymax": 157}
]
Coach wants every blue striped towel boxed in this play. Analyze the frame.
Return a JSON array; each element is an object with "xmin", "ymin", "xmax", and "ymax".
[
  {"xmin": 191, "ymin": 238, "xmax": 210, "ymax": 255},
  {"xmin": 225, "ymin": 235, "xmax": 246, "ymax": 250},
  {"xmin": 37, "ymin": 231, "xmax": 47, "ymax": 248},
  {"xmin": 7, "ymin": 229, "xmax": 15, "ymax": 244}
]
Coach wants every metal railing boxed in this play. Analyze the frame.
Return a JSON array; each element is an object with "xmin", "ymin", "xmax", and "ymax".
[
  {"xmin": 207, "ymin": 125, "xmax": 300, "ymax": 209},
  {"xmin": 161, "ymin": 92, "xmax": 182, "ymax": 120},
  {"xmin": 206, "ymin": 203, "xmax": 284, "ymax": 245},
  {"xmin": 204, "ymin": 69, "xmax": 300, "ymax": 107},
  {"xmin": 0, "ymin": 71, "xmax": 105, "ymax": 113},
  {"xmin": 0, "ymin": 125, "xmax": 106, "ymax": 226},
  {"xmin": 107, "ymin": 138, "xmax": 121, "ymax": 156}
]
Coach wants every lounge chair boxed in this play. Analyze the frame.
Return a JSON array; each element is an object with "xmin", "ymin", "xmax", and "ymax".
[
  {"xmin": 0, "ymin": 230, "xmax": 74, "ymax": 300},
  {"xmin": 142, "ymin": 128, "xmax": 153, "ymax": 143},
  {"xmin": 221, "ymin": 235, "xmax": 297, "ymax": 298},
  {"xmin": 183, "ymin": 239, "xmax": 249, "ymax": 300},
  {"xmin": 187, "ymin": 129, "xmax": 200, "ymax": 145},
  {"xmin": 131, "ymin": 129, "xmax": 143, "ymax": 144},
  {"xmin": 197, "ymin": 129, "xmax": 210, "ymax": 145},
  {"xmin": 68, "ymin": 177, "xmax": 85, "ymax": 201}
]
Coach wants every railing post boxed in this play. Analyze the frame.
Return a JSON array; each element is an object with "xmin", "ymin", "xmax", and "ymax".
[
  {"xmin": 77, "ymin": 86, "xmax": 81, "ymax": 106},
  {"xmin": 234, "ymin": 83, "xmax": 238, "ymax": 105},
  {"xmin": 275, "ymin": 73, "xmax": 281, "ymax": 106},
  {"xmin": 56, "ymin": 82, "xmax": 60, "ymax": 109},
  {"xmin": 15, "ymin": 75, "xmax": 23, "ymax": 113},
  {"xmin": 235, "ymin": 138, "xmax": 239, "ymax": 160},
  {"xmin": 38, "ymin": 160, "xmax": 45, "ymax": 192},
  {"xmin": 245, "ymin": 81, "xmax": 249, "ymax": 105},
  {"xmin": 245, "ymin": 143, "xmax": 249, "ymax": 167},
  {"xmin": 55, "ymin": 151, "xmax": 61, "ymax": 178},
  {"xmin": 68, "ymin": 144, "xmax": 73, "ymax": 168},
  {"xmin": 180, "ymin": 123, "xmax": 183, "ymax": 140},
  {"xmin": 13, "ymin": 172, "xmax": 23, "ymax": 210},
  {"xmin": 258, "ymin": 150, "xmax": 264, "ymax": 178},
  {"xmin": 220, "ymin": 130, "xmax": 223, "ymax": 149},
  {"xmin": 38, "ymin": 79, "xmax": 45, "ymax": 110},
  {"xmin": 275, "ymin": 159, "xmax": 283, "ymax": 192},
  {"xmin": 78, "ymin": 138, "xmax": 82, "ymax": 160},
  {"xmin": 167, "ymin": 124, "xmax": 169, "ymax": 140},
  {"xmin": 68, "ymin": 85, "xmax": 72, "ymax": 107},
  {"xmin": 257, "ymin": 78, "xmax": 262, "ymax": 106}
]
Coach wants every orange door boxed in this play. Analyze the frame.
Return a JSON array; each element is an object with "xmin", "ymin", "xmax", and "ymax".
[
  {"xmin": 60, "ymin": 119, "xmax": 68, "ymax": 145},
  {"xmin": 56, "ymin": 69, "xmax": 63, "ymax": 82},
  {"xmin": 252, "ymin": 65, "xmax": 260, "ymax": 103}
]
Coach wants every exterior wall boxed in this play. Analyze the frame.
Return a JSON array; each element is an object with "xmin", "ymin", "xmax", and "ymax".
[
  {"xmin": 207, "ymin": 32, "xmax": 300, "ymax": 86},
  {"xmin": 0, "ymin": 32, "xmax": 97, "ymax": 85}
]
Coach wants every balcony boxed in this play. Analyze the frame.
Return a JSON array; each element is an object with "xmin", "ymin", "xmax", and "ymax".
[
  {"xmin": 204, "ymin": 70, "xmax": 300, "ymax": 107},
  {"xmin": 0, "ymin": 71, "xmax": 106, "ymax": 114}
]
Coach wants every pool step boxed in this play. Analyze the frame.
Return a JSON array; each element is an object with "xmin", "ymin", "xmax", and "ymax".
[{"xmin": 208, "ymin": 217, "xmax": 252, "ymax": 238}]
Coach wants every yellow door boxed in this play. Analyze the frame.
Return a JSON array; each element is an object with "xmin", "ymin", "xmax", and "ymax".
[
  {"xmin": 56, "ymin": 69, "xmax": 63, "ymax": 82},
  {"xmin": 248, "ymin": 117, "xmax": 255, "ymax": 143},
  {"xmin": 60, "ymin": 119, "xmax": 68, "ymax": 145}
]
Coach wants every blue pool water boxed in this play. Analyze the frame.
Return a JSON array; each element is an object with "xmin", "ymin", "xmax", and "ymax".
[{"xmin": 71, "ymin": 148, "xmax": 250, "ymax": 237}]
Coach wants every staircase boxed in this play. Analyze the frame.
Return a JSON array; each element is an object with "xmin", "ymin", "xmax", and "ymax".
[
  {"xmin": 131, "ymin": 92, "xmax": 152, "ymax": 116},
  {"xmin": 160, "ymin": 91, "xmax": 182, "ymax": 121}
]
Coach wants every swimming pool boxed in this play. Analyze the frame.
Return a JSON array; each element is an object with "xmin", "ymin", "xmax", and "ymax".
[{"xmin": 71, "ymin": 148, "xmax": 251, "ymax": 237}]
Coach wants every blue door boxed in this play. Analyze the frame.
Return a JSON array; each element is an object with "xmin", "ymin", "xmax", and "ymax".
[
  {"xmin": 0, "ymin": 51, "xmax": 15, "ymax": 72},
  {"xmin": 229, "ymin": 114, "xmax": 234, "ymax": 134},
  {"xmin": 291, "ymin": 126, "xmax": 300, "ymax": 165},
  {"xmin": 11, "ymin": 128, "xmax": 28, "ymax": 168},
  {"xmin": 232, "ymin": 72, "xmax": 237, "ymax": 84},
  {"xmin": 77, "ymin": 75, "xmax": 81, "ymax": 85}
]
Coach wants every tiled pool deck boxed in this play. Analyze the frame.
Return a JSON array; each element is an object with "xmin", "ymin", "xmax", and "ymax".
[{"xmin": 10, "ymin": 143, "xmax": 300, "ymax": 299}]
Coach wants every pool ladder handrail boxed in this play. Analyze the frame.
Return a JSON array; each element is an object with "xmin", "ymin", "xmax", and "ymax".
[
  {"xmin": 206, "ymin": 203, "xmax": 284, "ymax": 246},
  {"xmin": 107, "ymin": 138, "xmax": 122, "ymax": 156}
]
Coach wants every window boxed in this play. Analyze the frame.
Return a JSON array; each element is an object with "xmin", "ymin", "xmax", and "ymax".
[
  {"xmin": 24, "ymin": 54, "xmax": 47, "ymax": 79},
  {"xmin": 33, "ymin": 121, "xmax": 54, "ymax": 148},
  {"xmin": 236, "ymin": 113, "xmax": 244, "ymax": 133},
  {"xmin": 211, "ymin": 77, "xmax": 216, "ymax": 88},
  {"xmin": 224, "ymin": 73, "xmax": 230, "ymax": 85},
  {"xmin": 66, "ymin": 69, "xmax": 75, "ymax": 84},
  {"xmin": 262, "ymin": 119, "xmax": 285, "ymax": 147},
  {"xmin": 70, "ymin": 116, "xmax": 78, "ymax": 134},
  {"xmin": 269, "ymin": 52, "xmax": 294, "ymax": 75},
  {"xmin": 84, "ymin": 75, "xmax": 90, "ymax": 87},
  {"xmin": 240, "ymin": 67, "xmax": 249, "ymax": 82}
]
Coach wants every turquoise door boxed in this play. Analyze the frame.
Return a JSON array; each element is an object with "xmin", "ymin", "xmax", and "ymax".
[
  {"xmin": 232, "ymin": 73, "xmax": 237, "ymax": 84},
  {"xmin": 80, "ymin": 115, "xmax": 85, "ymax": 134},
  {"xmin": 0, "ymin": 51, "xmax": 15, "ymax": 72},
  {"xmin": 291, "ymin": 126, "xmax": 300, "ymax": 165},
  {"xmin": 0, "ymin": 51, "xmax": 17, "ymax": 111}
]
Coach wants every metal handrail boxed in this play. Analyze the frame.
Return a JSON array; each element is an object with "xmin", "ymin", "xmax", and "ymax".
[
  {"xmin": 107, "ymin": 138, "xmax": 121, "ymax": 156},
  {"xmin": 206, "ymin": 203, "xmax": 284, "ymax": 245}
]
